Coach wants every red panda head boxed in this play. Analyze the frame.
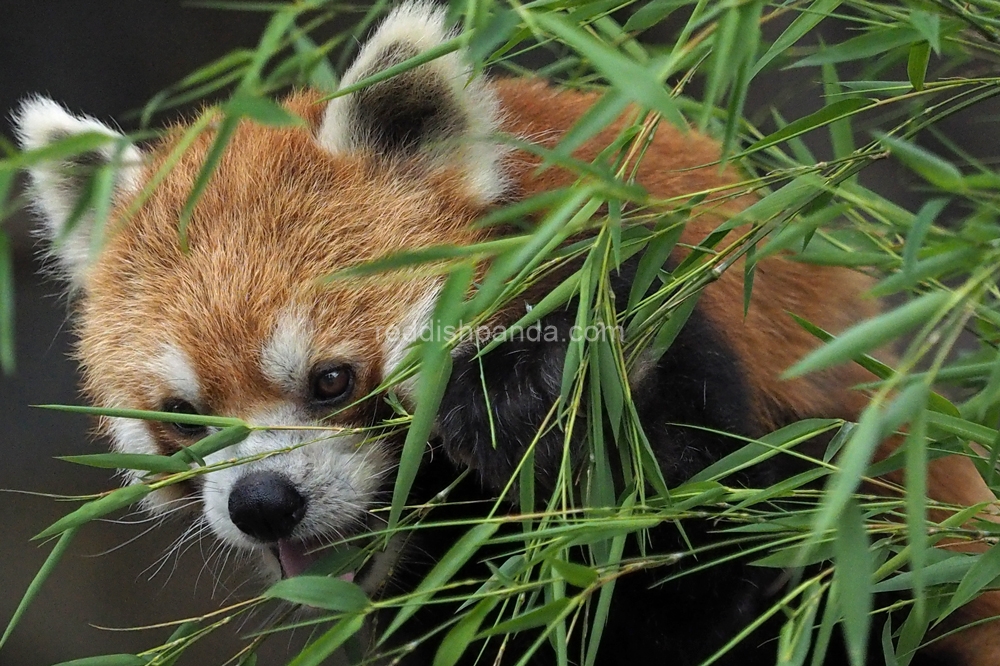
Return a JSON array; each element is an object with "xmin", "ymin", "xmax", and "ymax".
[{"xmin": 16, "ymin": 4, "xmax": 504, "ymax": 581}]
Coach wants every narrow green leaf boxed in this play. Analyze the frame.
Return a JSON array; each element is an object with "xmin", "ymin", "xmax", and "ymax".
[
  {"xmin": 626, "ymin": 222, "xmax": 683, "ymax": 313},
  {"xmin": 433, "ymin": 598, "xmax": 497, "ymax": 666},
  {"xmin": 57, "ymin": 452, "xmax": 190, "ymax": 474},
  {"xmin": 623, "ymin": 0, "xmax": 688, "ymax": 32},
  {"xmin": 480, "ymin": 598, "xmax": 572, "ymax": 636},
  {"xmin": 905, "ymin": 404, "xmax": 929, "ymax": 623},
  {"xmin": 178, "ymin": 112, "xmax": 240, "ymax": 250},
  {"xmin": 752, "ymin": 0, "xmax": 843, "ymax": 75},
  {"xmin": 34, "ymin": 485, "xmax": 152, "ymax": 541},
  {"xmin": 834, "ymin": 498, "xmax": 874, "ymax": 666},
  {"xmin": 940, "ymin": 544, "xmax": 1000, "ymax": 621},
  {"xmin": 648, "ymin": 292, "xmax": 700, "ymax": 360},
  {"xmin": 389, "ymin": 265, "xmax": 471, "ymax": 529},
  {"xmin": 286, "ymin": 614, "xmax": 365, "ymax": 666},
  {"xmin": 264, "ymin": 576, "xmax": 370, "ymax": 612},
  {"xmin": 227, "ymin": 92, "xmax": 303, "ymax": 127},
  {"xmin": 381, "ymin": 522, "xmax": 498, "ymax": 642},
  {"xmin": 876, "ymin": 133, "xmax": 965, "ymax": 192},
  {"xmin": 533, "ymin": 11, "xmax": 686, "ymax": 129},
  {"xmin": 293, "ymin": 33, "xmax": 338, "ymax": 93},
  {"xmin": 1, "ymin": 527, "xmax": 78, "ymax": 650},
  {"xmin": 789, "ymin": 27, "xmax": 921, "ymax": 68},
  {"xmin": 551, "ymin": 559, "xmax": 599, "ymax": 588},
  {"xmin": 746, "ymin": 98, "xmax": 870, "ymax": 154},
  {"xmin": 907, "ymin": 41, "xmax": 931, "ymax": 91},
  {"xmin": 902, "ymin": 199, "xmax": 947, "ymax": 276},
  {"xmin": 0, "ymin": 232, "xmax": 15, "ymax": 373},
  {"xmin": 784, "ymin": 291, "xmax": 949, "ymax": 378},
  {"xmin": 180, "ymin": 424, "xmax": 252, "ymax": 461}
]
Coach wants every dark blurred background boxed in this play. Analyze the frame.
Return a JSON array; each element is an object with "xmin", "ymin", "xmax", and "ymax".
[{"xmin": 1, "ymin": 3, "xmax": 998, "ymax": 666}]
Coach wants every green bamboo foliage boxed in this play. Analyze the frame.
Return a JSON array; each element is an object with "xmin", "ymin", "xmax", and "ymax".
[{"xmin": 5, "ymin": 1, "xmax": 1000, "ymax": 665}]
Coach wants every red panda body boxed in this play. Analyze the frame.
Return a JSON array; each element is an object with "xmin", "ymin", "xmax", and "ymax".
[{"xmin": 15, "ymin": 4, "xmax": 1000, "ymax": 665}]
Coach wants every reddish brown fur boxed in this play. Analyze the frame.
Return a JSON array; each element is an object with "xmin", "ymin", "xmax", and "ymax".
[{"xmin": 76, "ymin": 84, "xmax": 998, "ymax": 662}]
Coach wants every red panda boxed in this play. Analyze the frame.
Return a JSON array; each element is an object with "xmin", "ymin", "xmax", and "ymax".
[{"xmin": 14, "ymin": 3, "xmax": 1000, "ymax": 665}]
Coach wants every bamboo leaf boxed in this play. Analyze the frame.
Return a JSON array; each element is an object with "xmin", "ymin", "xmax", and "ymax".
[
  {"xmin": 784, "ymin": 291, "xmax": 949, "ymax": 378},
  {"xmin": 264, "ymin": 576, "xmax": 370, "ymax": 612},
  {"xmin": 1, "ymin": 527, "xmax": 79, "ymax": 650},
  {"xmin": 57, "ymin": 452, "xmax": 190, "ymax": 474},
  {"xmin": 834, "ymin": 498, "xmax": 874, "ymax": 666},
  {"xmin": 34, "ymin": 486, "xmax": 152, "ymax": 541},
  {"xmin": 877, "ymin": 133, "xmax": 965, "ymax": 192},
  {"xmin": 907, "ymin": 41, "xmax": 931, "ymax": 91},
  {"xmin": 286, "ymin": 614, "xmax": 365, "ymax": 666},
  {"xmin": 381, "ymin": 522, "xmax": 498, "ymax": 642},
  {"xmin": 389, "ymin": 264, "xmax": 471, "ymax": 529},
  {"xmin": 745, "ymin": 98, "xmax": 870, "ymax": 154},
  {"xmin": 789, "ymin": 27, "xmax": 922, "ymax": 68}
]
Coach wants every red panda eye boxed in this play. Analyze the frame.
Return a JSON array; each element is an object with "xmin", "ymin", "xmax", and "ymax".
[
  {"xmin": 310, "ymin": 365, "xmax": 353, "ymax": 404},
  {"xmin": 162, "ymin": 398, "xmax": 208, "ymax": 438}
]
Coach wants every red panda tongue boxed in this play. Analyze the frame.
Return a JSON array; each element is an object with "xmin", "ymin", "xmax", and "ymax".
[{"xmin": 276, "ymin": 539, "xmax": 355, "ymax": 582}]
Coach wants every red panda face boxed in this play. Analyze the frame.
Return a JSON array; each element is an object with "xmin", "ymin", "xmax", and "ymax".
[
  {"xmin": 77, "ymin": 103, "xmax": 488, "ymax": 578},
  {"xmin": 16, "ymin": 5, "xmax": 503, "ymax": 581}
]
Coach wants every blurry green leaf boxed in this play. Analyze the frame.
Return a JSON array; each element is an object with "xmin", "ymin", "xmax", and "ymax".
[
  {"xmin": 227, "ymin": 92, "xmax": 302, "ymax": 127},
  {"xmin": 907, "ymin": 41, "xmax": 931, "ymax": 91},
  {"xmin": 551, "ymin": 559, "xmax": 599, "ymax": 588},
  {"xmin": 0, "ymin": 232, "xmax": 14, "ymax": 373},
  {"xmin": 467, "ymin": 8, "xmax": 519, "ymax": 64},
  {"xmin": 821, "ymin": 62, "xmax": 856, "ymax": 162},
  {"xmin": 623, "ymin": 0, "xmax": 689, "ymax": 32},
  {"xmin": 785, "ymin": 291, "xmax": 949, "ymax": 378},
  {"xmin": 940, "ymin": 544, "xmax": 1000, "ymax": 621},
  {"xmin": 789, "ymin": 27, "xmax": 921, "ymax": 68},
  {"xmin": 834, "ymin": 498, "xmax": 874, "ymax": 666},
  {"xmin": 181, "ymin": 425, "xmax": 252, "ymax": 461},
  {"xmin": 34, "ymin": 485, "xmax": 152, "ymax": 541},
  {"xmin": 909, "ymin": 10, "xmax": 942, "ymax": 54},
  {"xmin": 753, "ymin": 0, "xmax": 843, "ymax": 75},
  {"xmin": 902, "ymin": 199, "xmax": 948, "ymax": 276},
  {"xmin": 746, "ymin": 98, "xmax": 870, "ymax": 157},
  {"xmin": 177, "ymin": 112, "xmax": 239, "ymax": 250},
  {"xmin": 877, "ymin": 133, "xmax": 964, "ymax": 192},
  {"xmin": 265, "ymin": 576, "xmax": 370, "ymax": 612},
  {"xmin": 293, "ymin": 33, "xmax": 338, "ymax": 93},
  {"xmin": 534, "ymin": 11, "xmax": 686, "ymax": 129}
]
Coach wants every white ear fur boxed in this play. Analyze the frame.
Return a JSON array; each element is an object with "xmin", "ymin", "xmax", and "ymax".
[
  {"xmin": 318, "ymin": 2, "xmax": 506, "ymax": 203},
  {"xmin": 13, "ymin": 96, "xmax": 144, "ymax": 287}
]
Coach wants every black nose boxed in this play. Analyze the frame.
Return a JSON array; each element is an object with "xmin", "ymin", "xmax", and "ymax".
[{"xmin": 228, "ymin": 472, "xmax": 306, "ymax": 542}]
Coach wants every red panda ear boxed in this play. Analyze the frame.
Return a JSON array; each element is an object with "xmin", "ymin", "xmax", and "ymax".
[
  {"xmin": 13, "ymin": 96, "xmax": 143, "ymax": 289},
  {"xmin": 317, "ymin": 2, "xmax": 506, "ymax": 204}
]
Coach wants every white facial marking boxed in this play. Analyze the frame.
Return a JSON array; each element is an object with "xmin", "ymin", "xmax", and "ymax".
[
  {"xmin": 261, "ymin": 310, "xmax": 314, "ymax": 394},
  {"xmin": 148, "ymin": 343, "xmax": 201, "ymax": 404},
  {"xmin": 382, "ymin": 283, "xmax": 442, "ymax": 393}
]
